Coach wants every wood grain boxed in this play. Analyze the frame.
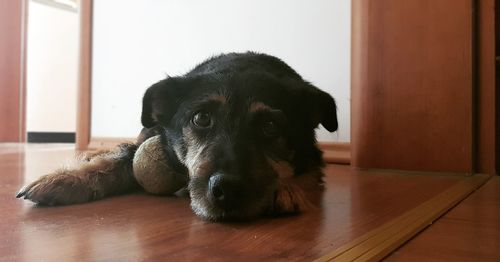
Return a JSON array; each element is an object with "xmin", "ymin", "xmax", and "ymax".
[
  {"xmin": 351, "ymin": 0, "xmax": 473, "ymax": 173},
  {"xmin": 0, "ymin": 144, "xmax": 474, "ymax": 261}
]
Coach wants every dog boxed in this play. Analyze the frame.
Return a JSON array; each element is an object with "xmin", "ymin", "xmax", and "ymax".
[{"xmin": 16, "ymin": 52, "xmax": 338, "ymax": 221}]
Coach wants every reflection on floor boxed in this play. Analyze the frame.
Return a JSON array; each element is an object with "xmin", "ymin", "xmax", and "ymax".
[{"xmin": 0, "ymin": 143, "xmax": 485, "ymax": 261}]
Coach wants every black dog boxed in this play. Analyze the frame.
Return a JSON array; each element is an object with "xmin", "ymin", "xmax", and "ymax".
[{"xmin": 17, "ymin": 52, "xmax": 338, "ymax": 221}]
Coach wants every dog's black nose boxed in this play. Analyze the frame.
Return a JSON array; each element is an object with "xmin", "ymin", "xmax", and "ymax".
[{"xmin": 208, "ymin": 173, "xmax": 241, "ymax": 208}]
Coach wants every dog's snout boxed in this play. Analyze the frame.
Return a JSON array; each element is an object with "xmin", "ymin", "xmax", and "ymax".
[
  {"xmin": 210, "ymin": 175, "xmax": 225, "ymax": 201},
  {"xmin": 208, "ymin": 173, "xmax": 242, "ymax": 208}
]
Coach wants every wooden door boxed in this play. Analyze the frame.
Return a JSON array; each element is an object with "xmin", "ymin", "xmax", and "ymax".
[
  {"xmin": 0, "ymin": 0, "xmax": 25, "ymax": 142},
  {"xmin": 351, "ymin": 0, "xmax": 474, "ymax": 173}
]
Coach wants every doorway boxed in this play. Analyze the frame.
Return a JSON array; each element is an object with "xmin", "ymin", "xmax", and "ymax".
[{"xmin": 25, "ymin": 0, "xmax": 79, "ymax": 143}]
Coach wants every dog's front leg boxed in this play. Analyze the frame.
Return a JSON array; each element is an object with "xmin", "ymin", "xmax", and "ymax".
[
  {"xmin": 16, "ymin": 143, "xmax": 139, "ymax": 206},
  {"xmin": 273, "ymin": 170, "xmax": 324, "ymax": 214}
]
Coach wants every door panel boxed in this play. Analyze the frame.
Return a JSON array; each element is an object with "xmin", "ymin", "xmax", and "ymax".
[{"xmin": 352, "ymin": 0, "xmax": 473, "ymax": 172}]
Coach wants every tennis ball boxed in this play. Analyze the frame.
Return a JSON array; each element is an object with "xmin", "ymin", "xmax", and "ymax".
[{"xmin": 132, "ymin": 135, "xmax": 187, "ymax": 195}]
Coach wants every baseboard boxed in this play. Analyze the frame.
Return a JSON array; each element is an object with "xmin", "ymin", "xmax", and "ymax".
[
  {"xmin": 88, "ymin": 137, "xmax": 134, "ymax": 150},
  {"xmin": 315, "ymin": 174, "xmax": 491, "ymax": 262},
  {"xmin": 319, "ymin": 142, "xmax": 351, "ymax": 165},
  {"xmin": 89, "ymin": 137, "xmax": 351, "ymax": 165},
  {"xmin": 27, "ymin": 132, "xmax": 76, "ymax": 143}
]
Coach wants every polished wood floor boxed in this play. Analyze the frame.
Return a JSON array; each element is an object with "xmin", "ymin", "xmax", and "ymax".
[
  {"xmin": 387, "ymin": 176, "xmax": 500, "ymax": 261},
  {"xmin": 0, "ymin": 144, "xmax": 477, "ymax": 261}
]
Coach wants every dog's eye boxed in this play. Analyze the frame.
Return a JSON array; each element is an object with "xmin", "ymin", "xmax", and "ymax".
[
  {"xmin": 192, "ymin": 111, "xmax": 212, "ymax": 128},
  {"xmin": 262, "ymin": 120, "xmax": 278, "ymax": 137}
]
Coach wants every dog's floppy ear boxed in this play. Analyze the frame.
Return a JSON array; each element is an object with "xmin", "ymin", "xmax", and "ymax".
[
  {"xmin": 141, "ymin": 78, "xmax": 186, "ymax": 128},
  {"xmin": 302, "ymin": 83, "xmax": 338, "ymax": 132}
]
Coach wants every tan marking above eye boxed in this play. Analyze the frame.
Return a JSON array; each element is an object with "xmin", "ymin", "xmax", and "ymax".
[
  {"xmin": 249, "ymin": 101, "xmax": 271, "ymax": 113},
  {"xmin": 206, "ymin": 95, "xmax": 227, "ymax": 104}
]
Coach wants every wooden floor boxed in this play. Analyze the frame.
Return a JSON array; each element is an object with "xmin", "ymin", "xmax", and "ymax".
[
  {"xmin": 0, "ymin": 144, "xmax": 489, "ymax": 261},
  {"xmin": 387, "ymin": 176, "xmax": 500, "ymax": 261}
]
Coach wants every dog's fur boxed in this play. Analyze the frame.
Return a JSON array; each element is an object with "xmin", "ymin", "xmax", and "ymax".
[{"xmin": 17, "ymin": 52, "xmax": 338, "ymax": 221}]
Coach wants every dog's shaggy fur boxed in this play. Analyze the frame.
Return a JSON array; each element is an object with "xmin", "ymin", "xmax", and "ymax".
[{"xmin": 17, "ymin": 52, "xmax": 338, "ymax": 221}]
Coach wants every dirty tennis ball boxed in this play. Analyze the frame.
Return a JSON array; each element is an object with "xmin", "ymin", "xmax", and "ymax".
[{"xmin": 132, "ymin": 135, "xmax": 186, "ymax": 195}]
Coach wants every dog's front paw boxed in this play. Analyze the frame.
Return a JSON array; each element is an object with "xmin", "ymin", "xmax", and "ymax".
[{"xmin": 16, "ymin": 170, "xmax": 93, "ymax": 206}]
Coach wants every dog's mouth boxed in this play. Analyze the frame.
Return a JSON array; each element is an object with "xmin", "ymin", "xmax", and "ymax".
[
  {"xmin": 187, "ymin": 176, "xmax": 276, "ymax": 221},
  {"xmin": 189, "ymin": 197, "xmax": 274, "ymax": 222}
]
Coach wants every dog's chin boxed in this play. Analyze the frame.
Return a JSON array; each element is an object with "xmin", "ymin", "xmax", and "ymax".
[{"xmin": 189, "ymin": 197, "xmax": 272, "ymax": 222}]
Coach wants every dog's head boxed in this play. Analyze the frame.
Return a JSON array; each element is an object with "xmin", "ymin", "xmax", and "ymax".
[{"xmin": 141, "ymin": 71, "xmax": 337, "ymax": 221}]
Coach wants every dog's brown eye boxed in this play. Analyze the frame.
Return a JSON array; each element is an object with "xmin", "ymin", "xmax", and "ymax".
[
  {"xmin": 192, "ymin": 111, "xmax": 212, "ymax": 128},
  {"xmin": 262, "ymin": 120, "xmax": 278, "ymax": 137}
]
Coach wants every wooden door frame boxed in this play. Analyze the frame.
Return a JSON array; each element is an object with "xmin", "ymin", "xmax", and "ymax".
[
  {"xmin": 0, "ymin": 0, "xmax": 28, "ymax": 142},
  {"xmin": 75, "ymin": 0, "xmax": 92, "ymax": 150},
  {"xmin": 476, "ymin": 0, "xmax": 497, "ymax": 174},
  {"xmin": 19, "ymin": 0, "xmax": 29, "ymax": 142},
  {"xmin": 20, "ymin": 0, "xmax": 28, "ymax": 142}
]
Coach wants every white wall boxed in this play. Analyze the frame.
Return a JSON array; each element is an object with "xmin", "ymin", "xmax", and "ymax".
[
  {"xmin": 92, "ymin": 0, "xmax": 351, "ymax": 142},
  {"xmin": 26, "ymin": 0, "xmax": 79, "ymax": 132}
]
